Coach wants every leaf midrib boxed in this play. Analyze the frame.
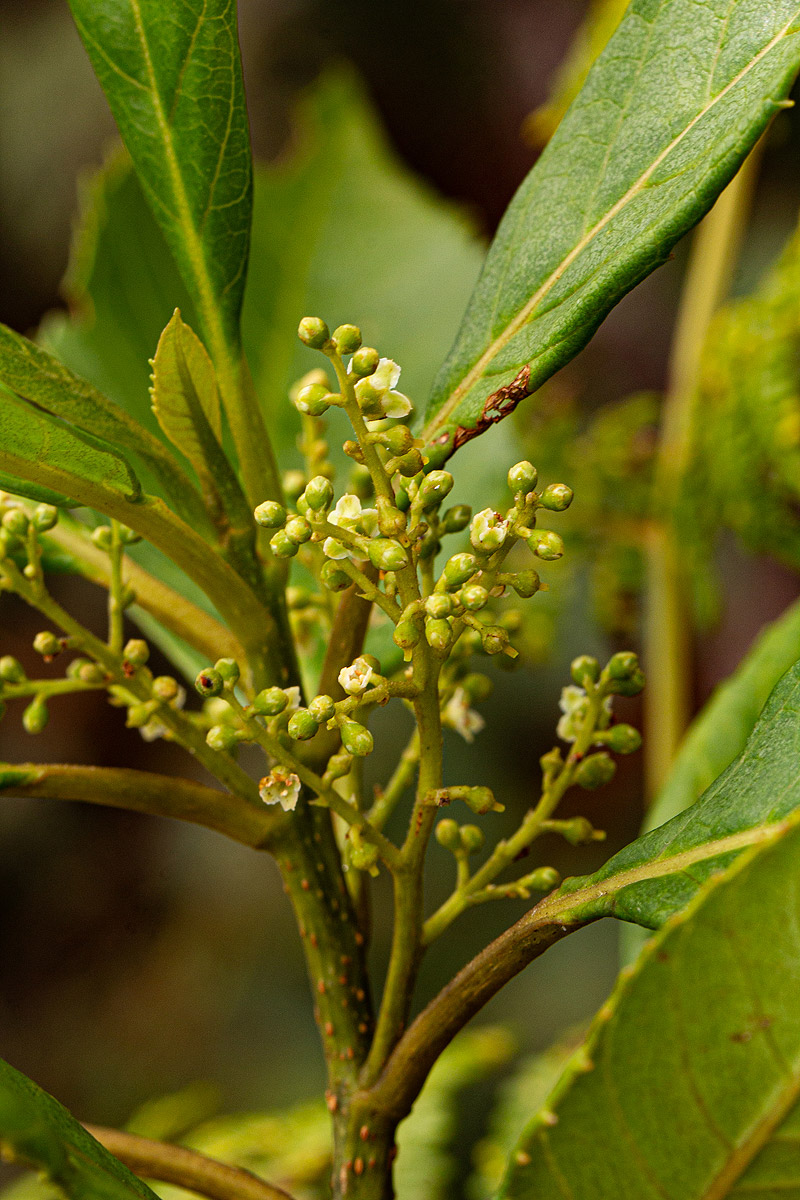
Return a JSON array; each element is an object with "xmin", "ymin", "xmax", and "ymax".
[{"xmin": 422, "ymin": 10, "xmax": 800, "ymax": 442}]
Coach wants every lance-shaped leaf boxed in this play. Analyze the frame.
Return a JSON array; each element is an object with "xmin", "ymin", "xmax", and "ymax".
[
  {"xmin": 498, "ymin": 822, "xmax": 800, "ymax": 1200},
  {"xmin": 66, "ymin": 0, "xmax": 252, "ymax": 371},
  {"xmin": 553, "ymin": 659, "xmax": 800, "ymax": 932},
  {"xmin": 422, "ymin": 0, "xmax": 800, "ymax": 460},
  {"xmin": 0, "ymin": 1056, "xmax": 158, "ymax": 1199},
  {"xmin": 0, "ymin": 323, "xmax": 207, "ymax": 528}
]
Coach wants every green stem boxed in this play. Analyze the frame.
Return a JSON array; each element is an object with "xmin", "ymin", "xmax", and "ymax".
[
  {"xmin": 368, "ymin": 730, "xmax": 420, "ymax": 832},
  {"xmin": 108, "ymin": 521, "xmax": 125, "ymax": 654}
]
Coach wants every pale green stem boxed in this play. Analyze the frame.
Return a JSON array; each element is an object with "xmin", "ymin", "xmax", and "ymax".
[
  {"xmin": 368, "ymin": 729, "xmax": 420, "ymax": 831},
  {"xmin": 107, "ymin": 521, "xmax": 125, "ymax": 654}
]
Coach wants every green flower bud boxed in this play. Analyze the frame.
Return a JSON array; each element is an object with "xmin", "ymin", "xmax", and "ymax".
[
  {"xmin": 607, "ymin": 651, "xmax": 639, "ymax": 680},
  {"xmin": 604, "ymin": 724, "xmax": 642, "ymax": 754},
  {"xmin": 347, "ymin": 834, "xmax": 380, "ymax": 875},
  {"xmin": 215, "ymin": 658, "xmax": 240, "ymax": 686},
  {"xmin": 380, "ymin": 425, "xmax": 414, "ymax": 455},
  {"xmin": 424, "ymin": 593, "xmax": 454, "ymax": 619},
  {"xmin": 481, "ymin": 625, "xmax": 509, "ymax": 655},
  {"xmin": 394, "ymin": 485, "xmax": 411, "ymax": 512},
  {"xmin": 392, "ymin": 449, "xmax": 425, "ymax": 477},
  {"xmin": 207, "ymin": 724, "xmax": 240, "ymax": 752},
  {"xmin": 559, "ymin": 817, "xmax": 599, "ymax": 846},
  {"xmin": 393, "ymin": 615, "xmax": 423, "ymax": 651},
  {"xmin": 285, "ymin": 516, "xmax": 312, "ymax": 545},
  {"xmin": 442, "ymin": 553, "xmax": 479, "ymax": 588},
  {"xmin": 441, "ymin": 504, "xmax": 472, "ymax": 534},
  {"xmin": 377, "ymin": 498, "xmax": 407, "ymax": 537},
  {"xmin": 152, "ymin": 675, "xmax": 179, "ymax": 702},
  {"xmin": 324, "ymin": 752, "xmax": 352, "ymax": 781},
  {"xmin": 608, "ymin": 669, "xmax": 646, "ymax": 697},
  {"xmin": 32, "ymin": 504, "xmax": 58, "ymax": 532},
  {"xmin": 354, "ymin": 376, "xmax": 383, "ymax": 416},
  {"xmin": 511, "ymin": 569, "xmax": 541, "ymax": 598},
  {"xmin": 507, "ymin": 461, "xmax": 538, "ymax": 494},
  {"xmin": 2, "ymin": 509, "xmax": 28, "ymax": 536},
  {"xmin": 118, "ymin": 525, "xmax": 142, "ymax": 545},
  {"xmin": 66, "ymin": 658, "xmax": 92, "ymax": 681},
  {"xmin": 294, "ymin": 383, "xmax": 331, "ymax": 416},
  {"xmin": 309, "ymin": 694, "xmax": 336, "ymax": 723},
  {"xmin": 340, "ymin": 720, "xmax": 374, "ymax": 757},
  {"xmin": 575, "ymin": 752, "xmax": 616, "ymax": 790},
  {"xmin": 426, "ymin": 617, "xmax": 453, "ymax": 654},
  {"xmin": 571, "ymin": 655, "xmax": 601, "ymax": 686},
  {"xmin": 252, "ymin": 686, "xmax": 289, "ymax": 716},
  {"xmin": 22, "ymin": 697, "xmax": 48, "ymax": 734},
  {"xmin": 270, "ymin": 529, "xmax": 299, "ymax": 558},
  {"xmin": 304, "ymin": 476, "xmax": 334, "ymax": 511},
  {"xmin": 350, "ymin": 346, "xmax": 380, "ymax": 377},
  {"xmin": 77, "ymin": 662, "xmax": 105, "ymax": 685},
  {"xmin": 123, "ymin": 639, "xmax": 149, "ymax": 667},
  {"xmin": 529, "ymin": 530, "xmax": 565, "ymax": 560},
  {"xmin": 435, "ymin": 819, "xmax": 461, "ymax": 851},
  {"xmin": 418, "ymin": 470, "xmax": 454, "ymax": 510},
  {"xmin": 33, "ymin": 631, "xmax": 60, "ymax": 657},
  {"xmin": 539, "ymin": 483, "xmax": 574, "ymax": 512},
  {"xmin": 320, "ymin": 561, "xmax": 352, "ymax": 591},
  {"xmin": 525, "ymin": 866, "xmax": 561, "ymax": 891},
  {"xmin": 288, "ymin": 708, "xmax": 319, "ymax": 741},
  {"xmin": 459, "ymin": 584, "xmax": 489, "ymax": 611},
  {"xmin": 332, "ymin": 323, "xmax": 362, "ymax": 354},
  {"xmin": 297, "ymin": 316, "xmax": 330, "ymax": 349},
  {"xmin": 195, "ymin": 668, "xmax": 224, "ymax": 697},
  {"xmin": 453, "ymin": 785, "xmax": 502, "ymax": 815},
  {"xmin": 460, "ymin": 824, "xmax": 485, "ymax": 854},
  {"xmin": 417, "ymin": 527, "xmax": 440, "ymax": 560},
  {"xmin": 461, "ymin": 672, "xmax": 492, "ymax": 703},
  {"xmin": 126, "ymin": 702, "xmax": 156, "ymax": 728},
  {"xmin": 90, "ymin": 525, "xmax": 113, "ymax": 550},
  {"xmin": 254, "ymin": 501, "xmax": 286, "ymax": 528},
  {"xmin": 283, "ymin": 471, "xmax": 307, "ymax": 501},
  {"xmin": 368, "ymin": 538, "xmax": 407, "ymax": 572}
]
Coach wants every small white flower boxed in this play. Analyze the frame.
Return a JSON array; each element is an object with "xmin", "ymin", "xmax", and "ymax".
[
  {"xmin": 556, "ymin": 685, "xmax": 612, "ymax": 742},
  {"xmin": 371, "ymin": 358, "xmax": 402, "ymax": 391},
  {"xmin": 338, "ymin": 656, "xmax": 376, "ymax": 696},
  {"xmin": 382, "ymin": 390, "xmax": 413, "ymax": 419},
  {"xmin": 329, "ymin": 494, "xmax": 362, "ymax": 528},
  {"xmin": 444, "ymin": 686, "xmax": 485, "ymax": 743},
  {"xmin": 470, "ymin": 508, "xmax": 509, "ymax": 553},
  {"xmin": 140, "ymin": 718, "xmax": 168, "ymax": 743},
  {"xmin": 259, "ymin": 768, "xmax": 301, "ymax": 812},
  {"xmin": 323, "ymin": 536, "xmax": 348, "ymax": 560}
]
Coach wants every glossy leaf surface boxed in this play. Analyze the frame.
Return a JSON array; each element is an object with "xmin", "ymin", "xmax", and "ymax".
[{"xmin": 423, "ymin": 0, "xmax": 800, "ymax": 460}]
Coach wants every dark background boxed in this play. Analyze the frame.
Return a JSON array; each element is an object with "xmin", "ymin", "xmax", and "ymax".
[{"xmin": 0, "ymin": 0, "xmax": 798, "ymax": 1168}]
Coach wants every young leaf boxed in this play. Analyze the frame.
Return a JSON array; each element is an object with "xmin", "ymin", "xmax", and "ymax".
[
  {"xmin": 422, "ymin": 1, "xmax": 800, "ymax": 461},
  {"xmin": 66, "ymin": 0, "xmax": 252, "ymax": 371},
  {"xmin": 498, "ymin": 823, "xmax": 800, "ymax": 1200},
  {"xmin": 0, "ymin": 1056, "xmax": 158, "ymax": 1200}
]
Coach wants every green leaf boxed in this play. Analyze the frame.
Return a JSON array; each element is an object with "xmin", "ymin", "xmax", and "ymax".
[
  {"xmin": 498, "ymin": 822, "xmax": 800, "ymax": 1200},
  {"xmin": 0, "ymin": 1056, "xmax": 158, "ymax": 1200},
  {"xmin": 66, "ymin": 0, "xmax": 252, "ymax": 369},
  {"xmin": 422, "ymin": 1, "xmax": 800, "ymax": 460},
  {"xmin": 0, "ymin": 388, "xmax": 141, "ymax": 506},
  {"xmin": 552, "ymin": 659, "xmax": 800, "ymax": 932}
]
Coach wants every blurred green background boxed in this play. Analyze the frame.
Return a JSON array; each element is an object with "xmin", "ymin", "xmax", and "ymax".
[{"xmin": 1, "ymin": 1, "xmax": 799, "ymax": 1194}]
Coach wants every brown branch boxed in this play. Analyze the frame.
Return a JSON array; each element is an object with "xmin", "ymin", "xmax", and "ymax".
[{"xmin": 84, "ymin": 1125, "xmax": 297, "ymax": 1200}]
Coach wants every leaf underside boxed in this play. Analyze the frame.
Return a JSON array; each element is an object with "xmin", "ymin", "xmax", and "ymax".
[{"xmin": 422, "ymin": 0, "xmax": 800, "ymax": 460}]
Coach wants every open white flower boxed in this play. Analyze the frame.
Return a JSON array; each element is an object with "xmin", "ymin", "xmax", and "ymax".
[
  {"xmin": 338, "ymin": 656, "xmax": 376, "ymax": 696},
  {"xmin": 444, "ymin": 686, "xmax": 485, "ymax": 743},
  {"xmin": 557, "ymin": 685, "xmax": 612, "ymax": 742},
  {"xmin": 367, "ymin": 358, "xmax": 413, "ymax": 419},
  {"xmin": 259, "ymin": 767, "xmax": 301, "ymax": 812},
  {"xmin": 329, "ymin": 494, "xmax": 362, "ymax": 529}
]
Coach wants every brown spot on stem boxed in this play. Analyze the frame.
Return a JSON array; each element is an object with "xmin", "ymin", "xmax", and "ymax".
[
  {"xmin": 310, "ymin": 933, "xmax": 319, "ymax": 948},
  {"xmin": 325, "ymin": 1021, "xmax": 334, "ymax": 1036},
  {"xmin": 317, "ymin": 980, "xmax": 327, "ymax": 995},
  {"xmin": 326, "ymin": 1091, "xmax": 338, "ymax": 1112},
  {"xmin": 360, "ymin": 1126, "xmax": 370, "ymax": 1142},
  {"xmin": 301, "ymin": 879, "xmax": 310, "ymax": 891},
  {"xmin": 354, "ymin": 1158, "xmax": 364, "ymax": 1176}
]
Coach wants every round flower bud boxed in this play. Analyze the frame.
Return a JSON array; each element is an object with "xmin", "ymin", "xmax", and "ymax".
[
  {"xmin": 393, "ymin": 616, "xmax": 422, "ymax": 651},
  {"xmin": 123, "ymin": 639, "xmax": 149, "ymax": 667},
  {"xmin": 297, "ymin": 316, "xmax": 330, "ymax": 349},
  {"xmin": 252, "ymin": 686, "xmax": 289, "ymax": 716},
  {"xmin": 350, "ymin": 346, "xmax": 381, "ymax": 377},
  {"xmin": 470, "ymin": 509, "xmax": 509, "ymax": 554},
  {"xmin": 368, "ymin": 538, "xmax": 407, "ymax": 572},
  {"xmin": 529, "ymin": 530, "xmax": 565, "ymax": 561},
  {"xmin": 354, "ymin": 376, "xmax": 383, "ymax": 415},
  {"xmin": 461, "ymin": 672, "xmax": 493, "ymax": 703},
  {"xmin": 526, "ymin": 866, "xmax": 561, "ymax": 892},
  {"xmin": 32, "ymin": 504, "xmax": 58, "ymax": 532},
  {"xmin": 285, "ymin": 516, "xmax": 312, "ymax": 545},
  {"xmin": 559, "ymin": 817, "xmax": 598, "ymax": 846},
  {"xmin": 126, "ymin": 702, "xmax": 155, "ymax": 728},
  {"xmin": 607, "ymin": 651, "xmax": 639, "ymax": 680},
  {"xmin": 309, "ymin": 694, "xmax": 336, "ymax": 723},
  {"xmin": 575, "ymin": 752, "xmax": 616, "ymax": 790},
  {"xmin": 283, "ymin": 471, "xmax": 307, "ymax": 502},
  {"xmin": 195, "ymin": 667, "xmax": 224, "ymax": 697},
  {"xmin": 207, "ymin": 724, "xmax": 240, "ymax": 753},
  {"xmin": 288, "ymin": 708, "xmax": 319, "ymax": 741},
  {"xmin": 539, "ymin": 483, "xmax": 574, "ymax": 512},
  {"xmin": 481, "ymin": 626, "xmax": 509, "ymax": 656},
  {"xmin": 377, "ymin": 498, "xmax": 406, "ymax": 538},
  {"xmin": 507, "ymin": 461, "xmax": 538, "ymax": 494},
  {"xmin": 270, "ymin": 529, "xmax": 299, "ymax": 558},
  {"xmin": 426, "ymin": 617, "xmax": 453, "ymax": 654},
  {"xmin": 442, "ymin": 553, "xmax": 479, "ymax": 588},
  {"xmin": 254, "ymin": 501, "xmax": 286, "ymax": 529},
  {"xmin": 424, "ymin": 593, "xmax": 454, "ymax": 619},
  {"xmin": 294, "ymin": 383, "xmax": 331, "ymax": 416},
  {"xmin": 417, "ymin": 527, "xmax": 440, "ymax": 560},
  {"xmin": 66, "ymin": 658, "xmax": 92, "ymax": 681},
  {"xmin": 459, "ymin": 786, "xmax": 500, "ymax": 815},
  {"xmin": 90, "ymin": 525, "xmax": 113, "ymax": 550},
  {"xmin": 214, "ymin": 658, "xmax": 240, "ymax": 686},
  {"xmin": 304, "ymin": 476, "xmax": 334, "ymax": 511},
  {"xmin": 152, "ymin": 675, "xmax": 180, "ymax": 702},
  {"xmin": 325, "ymin": 752, "xmax": 352, "ymax": 781},
  {"xmin": 332, "ymin": 324, "xmax": 362, "ymax": 354},
  {"xmin": 511, "ymin": 569, "xmax": 541, "ymax": 598},
  {"xmin": 33, "ymin": 631, "xmax": 60, "ymax": 657},
  {"xmin": 320, "ymin": 561, "xmax": 352, "ymax": 591},
  {"xmin": 604, "ymin": 723, "xmax": 642, "ymax": 754},
  {"xmin": 608, "ymin": 669, "xmax": 646, "ymax": 697},
  {"xmin": 22, "ymin": 697, "xmax": 48, "ymax": 734},
  {"xmin": 418, "ymin": 471, "xmax": 454, "ymax": 510},
  {"xmin": 348, "ymin": 837, "xmax": 380, "ymax": 875},
  {"xmin": 435, "ymin": 819, "xmax": 461, "ymax": 851},
  {"xmin": 77, "ymin": 662, "xmax": 105, "ymax": 685},
  {"xmin": 393, "ymin": 449, "xmax": 425, "ymax": 478},
  {"xmin": 441, "ymin": 504, "xmax": 472, "ymax": 534},
  {"xmin": 459, "ymin": 584, "xmax": 489, "ymax": 612},
  {"xmin": 460, "ymin": 825, "xmax": 485, "ymax": 854},
  {"xmin": 381, "ymin": 425, "xmax": 414, "ymax": 456},
  {"xmin": 571, "ymin": 655, "xmax": 600, "ymax": 687},
  {"xmin": 340, "ymin": 720, "xmax": 374, "ymax": 757}
]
